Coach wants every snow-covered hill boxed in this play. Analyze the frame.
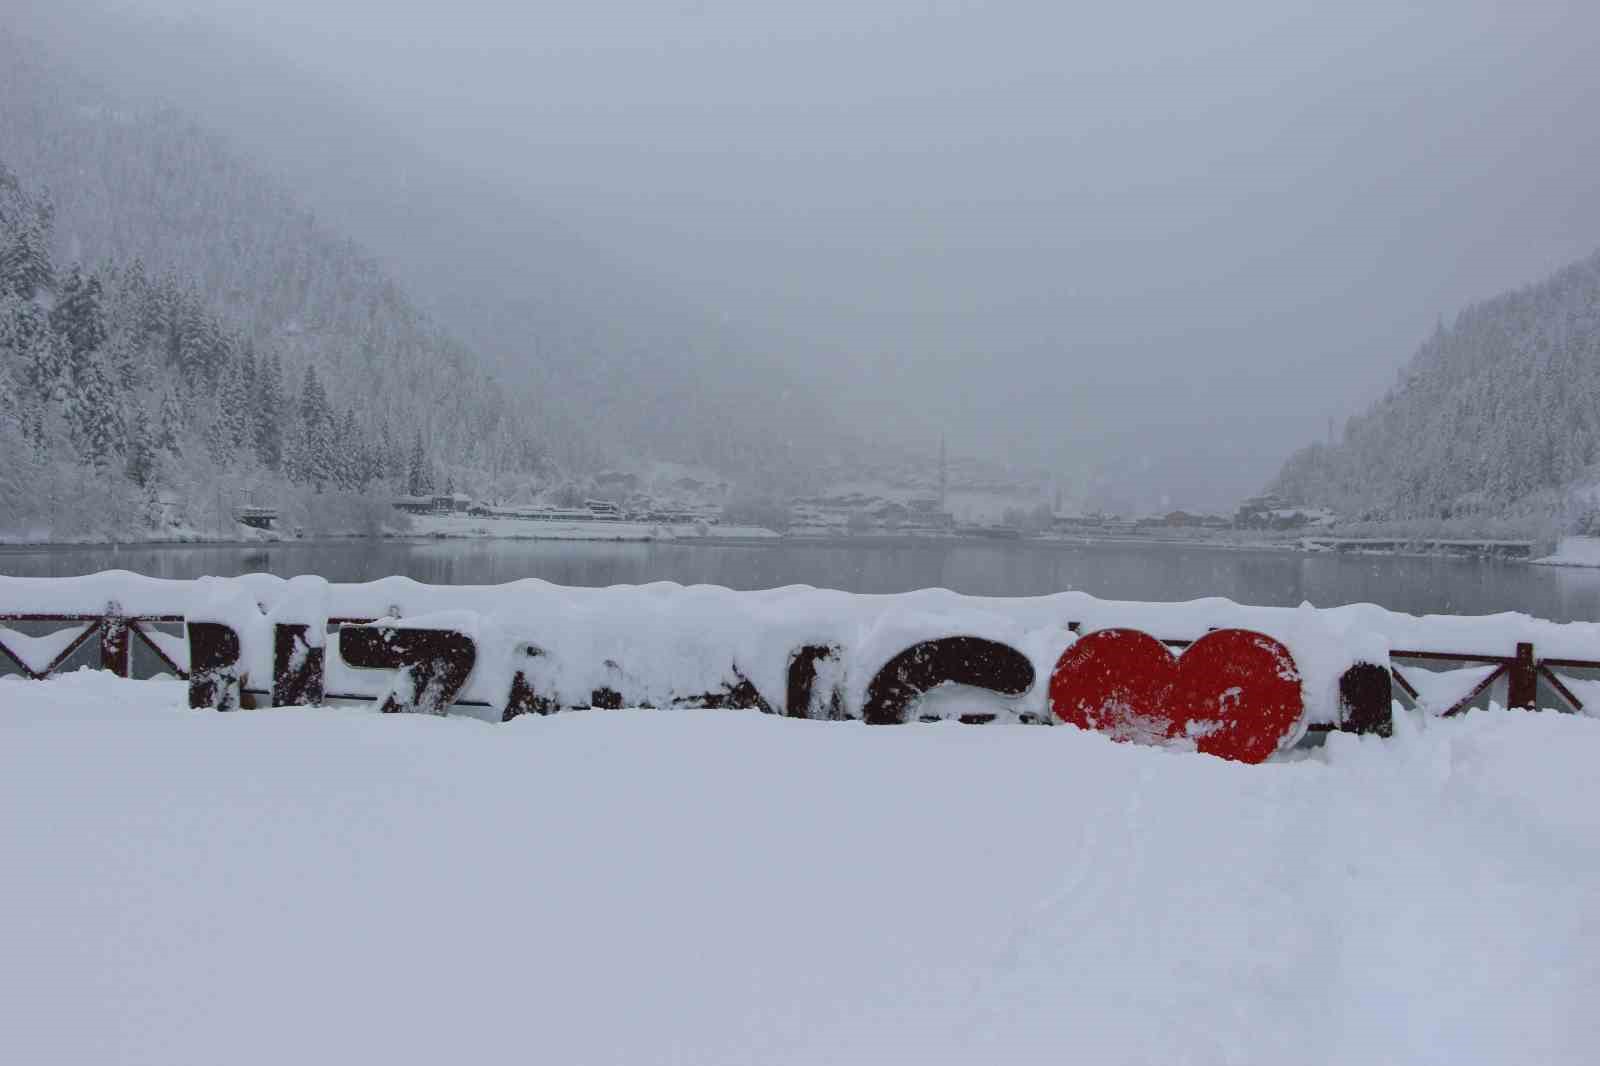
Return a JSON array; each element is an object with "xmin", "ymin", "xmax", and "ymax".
[
  {"xmin": 1271, "ymin": 249, "xmax": 1600, "ymax": 530},
  {"xmin": 3, "ymin": 671, "xmax": 1596, "ymax": 1064},
  {"xmin": 0, "ymin": 13, "xmax": 847, "ymax": 488}
]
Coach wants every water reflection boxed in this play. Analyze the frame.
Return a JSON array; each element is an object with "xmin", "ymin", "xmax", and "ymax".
[{"xmin": 2, "ymin": 538, "xmax": 1598, "ymax": 622}]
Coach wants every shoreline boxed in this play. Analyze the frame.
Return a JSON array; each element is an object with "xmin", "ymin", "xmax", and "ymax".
[{"xmin": 0, "ymin": 526, "xmax": 1548, "ymax": 563}]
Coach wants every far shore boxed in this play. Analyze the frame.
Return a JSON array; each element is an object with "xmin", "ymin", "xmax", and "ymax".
[{"xmin": 1, "ymin": 522, "xmax": 1562, "ymax": 563}]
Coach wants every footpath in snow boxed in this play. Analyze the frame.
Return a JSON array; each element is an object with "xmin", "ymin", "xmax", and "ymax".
[{"xmin": 1, "ymin": 670, "xmax": 1597, "ymax": 1065}]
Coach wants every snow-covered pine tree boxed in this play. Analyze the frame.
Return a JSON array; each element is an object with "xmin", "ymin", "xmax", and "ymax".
[
  {"xmin": 377, "ymin": 418, "xmax": 401, "ymax": 486},
  {"xmin": 175, "ymin": 288, "xmax": 229, "ymax": 385},
  {"xmin": 335, "ymin": 406, "xmax": 363, "ymax": 490},
  {"xmin": 0, "ymin": 161, "xmax": 54, "ymax": 301},
  {"xmin": 156, "ymin": 386, "xmax": 185, "ymax": 459},
  {"xmin": 287, "ymin": 365, "xmax": 336, "ymax": 490},
  {"xmin": 218, "ymin": 347, "xmax": 255, "ymax": 460},
  {"xmin": 254, "ymin": 349, "xmax": 284, "ymax": 470},
  {"xmin": 204, "ymin": 391, "xmax": 234, "ymax": 467},
  {"xmin": 49, "ymin": 265, "xmax": 109, "ymax": 359},
  {"xmin": 407, "ymin": 429, "xmax": 428, "ymax": 497},
  {"xmin": 104, "ymin": 328, "xmax": 144, "ymax": 393},
  {"xmin": 70, "ymin": 351, "xmax": 123, "ymax": 470},
  {"xmin": 124, "ymin": 402, "xmax": 157, "ymax": 487}
]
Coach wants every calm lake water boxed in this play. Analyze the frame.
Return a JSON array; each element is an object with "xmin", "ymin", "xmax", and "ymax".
[{"xmin": 2, "ymin": 537, "xmax": 1598, "ymax": 622}]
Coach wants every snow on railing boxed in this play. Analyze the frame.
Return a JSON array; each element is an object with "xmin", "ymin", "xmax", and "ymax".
[{"xmin": 3, "ymin": 571, "xmax": 1597, "ymax": 762}]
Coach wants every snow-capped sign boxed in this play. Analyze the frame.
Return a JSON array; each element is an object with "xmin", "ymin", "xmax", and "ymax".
[
  {"xmin": 172, "ymin": 589, "xmax": 1319, "ymax": 762},
  {"xmin": 22, "ymin": 570, "xmax": 1511, "ymax": 758},
  {"xmin": 1049, "ymin": 628, "xmax": 1305, "ymax": 763}
]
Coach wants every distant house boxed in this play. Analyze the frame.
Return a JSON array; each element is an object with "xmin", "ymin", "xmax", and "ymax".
[
  {"xmin": 393, "ymin": 495, "xmax": 436, "ymax": 515},
  {"xmin": 905, "ymin": 496, "xmax": 955, "ymax": 529},
  {"xmin": 1051, "ymin": 512, "xmax": 1126, "ymax": 533},
  {"xmin": 1235, "ymin": 494, "xmax": 1290, "ymax": 529},
  {"xmin": 234, "ymin": 505, "xmax": 278, "ymax": 530},
  {"xmin": 1236, "ymin": 494, "xmax": 1336, "ymax": 530}
]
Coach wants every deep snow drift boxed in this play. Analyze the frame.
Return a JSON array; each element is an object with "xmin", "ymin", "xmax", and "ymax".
[{"xmin": 2, "ymin": 671, "xmax": 1597, "ymax": 1065}]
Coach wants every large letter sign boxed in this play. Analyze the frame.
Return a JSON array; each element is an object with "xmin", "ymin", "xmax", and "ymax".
[
  {"xmin": 339, "ymin": 624, "xmax": 477, "ymax": 715},
  {"xmin": 864, "ymin": 636, "xmax": 1035, "ymax": 725},
  {"xmin": 188, "ymin": 621, "xmax": 242, "ymax": 711},
  {"xmin": 1048, "ymin": 628, "xmax": 1304, "ymax": 763},
  {"xmin": 176, "ymin": 582, "xmax": 1349, "ymax": 763}
]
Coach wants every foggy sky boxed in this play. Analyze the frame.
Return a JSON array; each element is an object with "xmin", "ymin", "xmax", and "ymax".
[{"xmin": 27, "ymin": 0, "xmax": 1600, "ymax": 505}]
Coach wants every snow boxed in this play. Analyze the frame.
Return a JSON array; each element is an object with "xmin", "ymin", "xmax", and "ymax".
[
  {"xmin": 1534, "ymin": 535, "xmax": 1600, "ymax": 567},
  {"xmin": 1, "ymin": 671, "xmax": 1597, "ymax": 1064}
]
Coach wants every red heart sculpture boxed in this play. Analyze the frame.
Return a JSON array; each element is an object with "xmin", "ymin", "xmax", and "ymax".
[{"xmin": 1049, "ymin": 628, "xmax": 1304, "ymax": 763}]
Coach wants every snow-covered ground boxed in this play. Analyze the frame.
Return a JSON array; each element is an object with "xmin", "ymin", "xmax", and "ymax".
[
  {"xmin": 1534, "ymin": 536, "xmax": 1600, "ymax": 567},
  {"xmin": 2, "ymin": 671, "xmax": 1596, "ymax": 1065},
  {"xmin": 408, "ymin": 514, "xmax": 780, "ymax": 541}
]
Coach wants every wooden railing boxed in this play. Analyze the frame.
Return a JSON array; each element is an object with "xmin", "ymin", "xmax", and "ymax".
[
  {"xmin": 5, "ymin": 602, "xmax": 1596, "ymax": 732},
  {"xmin": 1389, "ymin": 644, "xmax": 1592, "ymax": 716},
  {"xmin": 0, "ymin": 607, "xmax": 187, "ymax": 679}
]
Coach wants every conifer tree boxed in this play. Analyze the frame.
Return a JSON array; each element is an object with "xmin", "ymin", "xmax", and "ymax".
[
  {"xmin": 254, "ymin": 350, "xmax": 285, "ymax": 470},
  {"xmin": 378, "ymin": 419, "xmax": 401, "ymax": 485},
  {"xmin": 0, "ymin": 163, "xmax": 54, "ymax": 300},
  {"xmin": 156, "ymin": 387, "xmax": 185, "ymax": 458},
  {"xmin": 336, "ymin": 406, "xmax": 363, "ymax": 490},
  {"xmin": 407, "ymin": 429, "xmax": 432, "ymax": 496},
  {"xmin": 105, "ymin": 329, "xmax": 143, "ymax": 392},
  {"xmin": 204, "ymin": 393, "xmax": 234, "ymax": 467},
  {"xmin": 50, "ymin": 265, "xmax": 108, "ymax": 361},
  {"xmin": 70, "ymin": 351, "xmax": 122, "ymax": 469},
  {"xmin": 125, "ymin": 404, "xmax": 157, "ymax": 487},
  {"xmin": 218, "ymin": 349, "xmax": 255, "ymax": 459},
  {"xmin": 288, "ymin": 366, "xmax": 336, "ymax": 489}
]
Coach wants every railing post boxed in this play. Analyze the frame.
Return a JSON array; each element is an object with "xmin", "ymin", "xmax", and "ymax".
[
  {"xmin": 100, "ymin": 601, "xmax": 130, "ymax": 677},
  {"xmin": 1508, "ymin": 642, "xmax": 1538, "ymax": 710}
]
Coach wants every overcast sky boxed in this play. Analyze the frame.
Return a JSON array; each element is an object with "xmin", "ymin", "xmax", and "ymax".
[{"xmin": 30, "ymin": 0, "xmax": 1600, "ymax": 503}]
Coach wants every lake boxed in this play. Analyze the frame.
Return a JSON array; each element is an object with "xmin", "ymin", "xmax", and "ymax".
[{"xmin": 2, "ymin": 537, "xmax": 1597, "ymax": 622}]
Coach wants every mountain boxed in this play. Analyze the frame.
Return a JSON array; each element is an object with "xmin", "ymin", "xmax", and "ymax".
[
  {"xmin": 1270, "ymin": 249, "xmax": 1600, "ymax": 530},
  {"xmin": 0, "ymin": 24, "xmax": 541, "ymax": 482},
  {"xmin": 1, "ymin": 8, "xmax": 848, "ymax": 490}
]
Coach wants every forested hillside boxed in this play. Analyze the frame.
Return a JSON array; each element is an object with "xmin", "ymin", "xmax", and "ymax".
[
  {"xmin": 0, "ymin": 15, "xmax": 845, "ymax": 490},
  {"xmin": 0, "ymin": 26, "xmax": 543, "ymax": 491},
  {"xmin": 0, "ymin": 15, "xmax": 840, "ymax": 541},
  {"xmin": 1271, "ymin": 250, "xmax": 1600, "ymax": 532},
  {"xmin": 0, "ymin": 157, "xmax": 445, "ymax": 539}
]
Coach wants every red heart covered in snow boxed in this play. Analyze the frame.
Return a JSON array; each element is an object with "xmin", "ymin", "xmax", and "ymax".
[{"xmin": 1048, "ymin": 628, "xmax": 1304, "ymax": 763}]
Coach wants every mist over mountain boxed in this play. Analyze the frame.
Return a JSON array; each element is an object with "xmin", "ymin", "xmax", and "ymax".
[
  {"xmin": 9, "ymin": 0, "xmax": 1600, "ymax": 516},
  {"xmin": 4, "ymin": 6, "xmax": 850, "ymax": 491},
  {"xmin": 0, "ymin": 24, "xmax": 541, "ymax": 469},
  {"xmin": 1271, "ymin": 250, "xmax": 1600, "ymax": 533}
]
